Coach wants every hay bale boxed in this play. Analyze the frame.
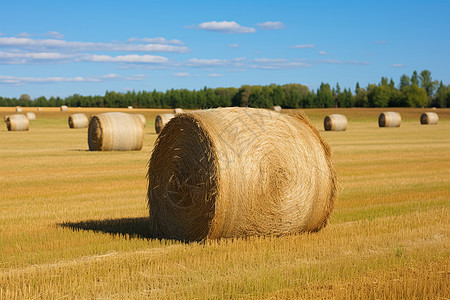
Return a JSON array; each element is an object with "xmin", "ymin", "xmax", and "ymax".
[
  {"xmin": 324, "ymin": 114, "xmax": 347, "ymax": 131},
  {"xmin": 4, "ymin": 115, "xmax": 9, "ymax": 122},
  {"xmin": 174, "ymin": 108, "xmax": 184, "ymax": 114},
  {"xmin": 26, "ymin": 112, "xmax": 36, "ymax": 121},
  {"xmin": 147, "ymin": 107, "xmax": 337, "ymax": 241},
  {"xmin": 128, "ymin": 106, "xmax": 133, "ymax": 110},
  {"xmin": 60, "ymin": 105, "xmax": 68, "ymax": 112},
  {"xmin": 378, "ymin": 112, "xmax": 401, "ymax": 127},
  {"xmin": 16, "ymin": 106, "xmax": 22, "ymax": 112},
  {"xmin": 136, "ymin": 114, "xmax": 146, "ymax": 127},
  {"xmin": 6, "ymin": 114, "xmax": 29, "ymax": 131},
  {"xmin": 420, "ymin": 112, "xmax": 439, "ymax": 125},
  {"xmin": 272, "ymin": 105, "xmax": 282, "ymax": 112},
  {"xmin": 37, "ymin": 107, "xmax": 42, "ymax": 111},
  {"xmin": 68, "ymin": 113, "xmax": 89, "ymax": 129},
  {"xmin": 88, "ymin": 112, "xmax": 144, "ymax": 151},
  {"xmin": 155, "ymin": 113, "xmax": 175, "ymax": 134}
]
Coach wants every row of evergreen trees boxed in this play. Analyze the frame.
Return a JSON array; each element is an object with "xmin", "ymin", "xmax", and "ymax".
[{"xmin": 1, "ymin": 70, "xmax": 449, "ymax": 109}]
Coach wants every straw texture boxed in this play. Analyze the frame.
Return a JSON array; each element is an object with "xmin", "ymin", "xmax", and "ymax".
[
  {"xmin": 420, "ymin": 112, "xmax": 439, "ymax": 125},
  {"xmin": 378, "ymin": 112, "xmax": 401, "ymax": 127},
  {"xmin": 324, "ymin": 114, "xmax": 347, "ymax": 131},
  {"xmin": 155, "ymin": 114, "xmax": 175, "ymax": 134},
  {"xmin": 6, "ymin": 114, "xmax": 29, "ymax": 131},
  {"xmin": 60, "ymin": 105, "xmax": 68, "ymax": 112},
  {"xmin": 68, "ymin": 113, "xmax": 89, "ymax": 129},
  {"xmin": 174, "ymin": 108, "xmax": 184, "ymax": 114},
  {"xmin": 272, "ymin": 106, "xmax": 282, "ymax": 112},
  {"xmin": 88, "ymin": 112, "xmax": 144, "ymax": 151},
  {"xmin": 26, "ymin": 112, "xmax": 36, "ymax": 121},
  {"xmin": 136, "ymin": 114, "xmax": 146, "ymax": 127},
  {"xmin": 147, "ymin": 107, "xmax": 337, "ymax": 241}
]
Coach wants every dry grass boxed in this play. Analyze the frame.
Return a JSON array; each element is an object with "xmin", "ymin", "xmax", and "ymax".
[{"xmin": 0, "ymin": 107, "xmax": 448, "ymax": 299}]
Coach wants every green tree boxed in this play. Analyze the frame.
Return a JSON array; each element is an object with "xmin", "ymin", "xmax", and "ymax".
[
  {"xmin": 419, "ymin": 70, "xmax": 438, "ymax": 106},
  {"xmin": 316, "ymin": 83, "xmax": 334, "ymax": 108},
  {"xmin": 432, "ymin": 81, "xmax": 448, "ymax": 108}
]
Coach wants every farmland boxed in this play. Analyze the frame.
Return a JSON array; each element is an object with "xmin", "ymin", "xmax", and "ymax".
[{"xmin": 0, "ymin": 107, "xmax": 449, "ymax": 299}]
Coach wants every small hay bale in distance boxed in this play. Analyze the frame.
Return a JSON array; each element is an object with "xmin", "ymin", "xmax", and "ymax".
[
  {"xmin": 174, "ymin": 108, "xmax": 184, "ymax": 114},
  {"xmin": 68, "ymin": 113, "xmax": 89, "ymax": 129},
  {"xmin": 324, "ymin": 114, "xmax": 347, "ymax": 131},
  {"xmin": 16, "ymin": 106, "xmax": 22, "ymax": 112},
  {"xmin": 378, "ymin": 111, "xmax": 401, "ymax": 127},
  {"xmin": 420, "ymin": 112, "xmax": 439, "ymax": 125},
  {"xmin": 37, "ymin": 107, "xmax": 42, "ymax": 111},
  {"xmin": 26, "ymin": 112, "xmax": 36, "ymax": 121},
  {"xmin": 88, "ymin": 112, "xmax": 144, "ymax": 151},
  {"xmin": 60, "ymin": 105, "xmax": 68, "ymax": 112},
  {"xmin": 136, "ymin": 114, "xmax": 146, "ymax": 127},
  {"xmin": 155, "ymin": 113, "xmax": 175, "ymax": 134},
  {"xmin": 6, "ymin": 114, "xmax": 29, "ymax": 131},
  {"xmin": 272, "ymin": 105, "xmax": 282, "ymax": 112},
  {"xmin": 128, "ymin": 106, "xmax": 133, "ymax": 109},
  {"xmin": 147, "ymin": 107, "xmax": 337, "ymax": 241}
]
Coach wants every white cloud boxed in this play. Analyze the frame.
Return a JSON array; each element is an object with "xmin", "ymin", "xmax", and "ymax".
[
  {"xmin": 208, "ymin": 73, "xmax": 223, "ymax": 77},
  {"xmin": 318, "ymin": 59, "xmax": 370, "ymax": 65},
  {"xmin": 196, "ymin": 21, "xmax": 255, "ymax": 33},
  {"xmin": 45, "ymin": 31, "xmax": 64, "ymax": 39},
  {"xmin": 392, "ymin": 64, "xmax": 405, "ymax": 68},
  {"xmin": 228, "ymin": 44, "xmax": 239, "ymax": 48},
  {"xmin": 16, "ymin": 33, "xmax": 31, "ymax": 38},
  {"xmin": 82, "ymin": 54, "xmax": 169, "ymax": 63},
  {"xmin": 172, "ymin": 72, "xmax": 191, "ymax": 77},
  {"xmin": 185, "ymin": 57, "xmax": 245, "ymax": 67},
  {"xmin": 0, "ymin": 74, "xmax": 145, "ymax": 85},
  {"xmin": 128, "ymin": 37, "xmax": 184, "ymax": 45},
  {"xmin": 0, "ymin": 51, "xmax": 75, "ymax": 64},
  {"xmin": 291, "ymin": 44, "xmax": 315, "ymax": 49},
  {"xmin": 257, "ymin": 21, "xmax": 285, "ymax": 30},
  {"xmin": 0, "ymin": 37, "xmax": 190, "ymax": 53},
  {"xmin": 318, "ymin": 51, "xmax": 328, "ymax": 55}
]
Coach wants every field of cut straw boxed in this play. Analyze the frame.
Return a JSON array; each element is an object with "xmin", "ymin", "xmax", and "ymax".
[{"xmin": 0, "ymin": 107, "xmax": 448, "ymax": 299}]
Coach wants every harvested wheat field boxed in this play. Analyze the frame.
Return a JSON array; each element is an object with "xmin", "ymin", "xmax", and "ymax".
[{"xmin": 0, "ymin": 107, "xmax": 448, "ymax": 299}]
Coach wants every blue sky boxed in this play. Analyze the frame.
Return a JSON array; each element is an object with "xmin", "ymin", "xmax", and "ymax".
[{"xmin": 1, "ymin": 0, "xmax": 449, "ymax": 99}]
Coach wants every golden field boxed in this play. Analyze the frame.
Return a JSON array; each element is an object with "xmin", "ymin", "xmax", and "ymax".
[{"xmin": 0, "ymin": 107, "xmax": 449, "ymax": 299}]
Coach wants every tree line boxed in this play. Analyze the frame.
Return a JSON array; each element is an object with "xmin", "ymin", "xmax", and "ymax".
[{"xmin": 1, "ymin": 70, "xmax": 449, "ymax": 109}]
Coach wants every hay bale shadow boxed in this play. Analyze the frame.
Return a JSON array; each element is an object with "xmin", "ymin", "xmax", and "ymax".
[{"xmin": 59, "ymin": 217, "xmax": 152, "ymax": 240}]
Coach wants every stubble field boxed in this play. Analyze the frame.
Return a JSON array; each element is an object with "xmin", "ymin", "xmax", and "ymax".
[{"xmin": 0, "ymin": 107, "xmax": 449, "ymax": 299}]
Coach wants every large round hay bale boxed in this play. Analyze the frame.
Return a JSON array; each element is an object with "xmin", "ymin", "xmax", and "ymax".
[
  {"xmin": 420, "ymin": 112, "xmax": 439, "ymax": 125},
  {"xmin": 6, "ymin": 114, "xmax": 29, "ymax": 131},
  {"xmin": 324, "ymin": 114, "xmax": 347, "ymax": 131},
  {"xmin": 26, "ymin": 112, "xmax": 36, "ymax": 121},
  {"xmin": 88, "ymin": 112, "xmax": 144, "ymax": 151},
  {"xmin": 68, "ymin": 113, "xmax": 89, "ymax": 129},
  {"xmin": 16, "ymin": 106, "xmax": 22, "ymax": 112},
  {"xmin": 4, "ymin": 115, "xmax": 9, "ymax": 122},
  {"xmin": 378, "ymin": 112, "xmax": 401, "ymax": 127},
  {"xmin": 60, "ymin": 105, "xmax": 68, "ymax": 112},
  {"xmin": 272, "ymin": 105, "xmax": 282, "ymax": 112},
  {"xmin": 136, "ymin": 114, "xmax": 146, "ymax": 127},
  {"xmin": 174, "ymin": 108, "xmax": 184, "ymax": 114},
  {"xmin": 155, "ymin": 113, "xmax": 175, "ymax": 134},
  {"xmin": 147, "ymin": 107, "xmax": 337, "ymax": 241}
]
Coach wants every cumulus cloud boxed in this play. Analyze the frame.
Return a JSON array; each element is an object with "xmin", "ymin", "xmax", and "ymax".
[
  {"xmin": 392, "ymin": 64, "xmax": 405, "ymax": 68},
  {"xmin": 317, "ymin": 59, "xmax": 370, "ymax": 65},
  {"xmin": 0, "ymin": 74, "xmax": 146, "ymax": 85},
  {"xmin": 82, "ymin": 54, "xmax": 169, "ymax": 63},
  {"xmin": 0, "ymin": 51, "xmax": 75, "ymax": 64},
  {"xmin": 185, "ymin": 57, "xmax": 245, "ymax": 67},
  {"xmin": 45, "ymin": 31, "xmax": 64, "ymax": 39},
  {"xmin": 128, "ymin": 37, "xmax": 184, "ymax": 45},
  {"xmin": 291, "ymin": 44, "xmax": 315, "ymax": 49},
  {"xmin": 318, "ymin": 51, "xmax": 328, "ymax": 55},
  {"xmin": 0, "ymin": 37, "xmax": 190, "ymax": 53},
  {"xmin": 257, "ymin": 21, "xmax": 284, "ymax": 30},
  {"xmin": 196, "ymin": 21, "xmax": 255, "ymax": 33},
  {"xmin": 208, "ymin": 73, "xmax": 223, "ymax": 77}
]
